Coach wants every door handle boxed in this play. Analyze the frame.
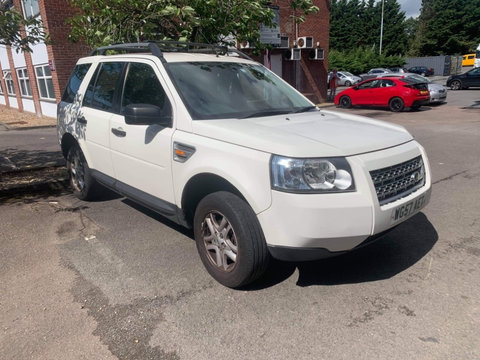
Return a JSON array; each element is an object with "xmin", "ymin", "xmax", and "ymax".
[
  {"xmin": 77, "ymin": 116, "xmax": 87, "ymax": 125},
  {"xmin": 111, "ymin": 127, "xmax": 127, "ymax": 137}
]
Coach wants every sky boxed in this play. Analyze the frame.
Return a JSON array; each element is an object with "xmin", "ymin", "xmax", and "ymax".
[{"xmin": 397, "ymin": 0, "xmax": 422, "ymax": 18}]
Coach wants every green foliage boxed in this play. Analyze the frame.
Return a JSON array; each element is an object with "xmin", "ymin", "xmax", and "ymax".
[
  {"xmin": 411, "ymin": 0, "xmax": 480, "ymax": 56},
  {"xmin": 0, "ymin": 3, "xmax": 50, "ymax": 52},
  {"xmin": 67, "ymin": 0, "xmax": 318, "ymax": 49},
  {"xmin": 330, "ymin": 0, "xmax": 408, "ymax": 56},
  {"xmin": 329, "ymin": 47, "xmax": 405, "ymax": 74}
]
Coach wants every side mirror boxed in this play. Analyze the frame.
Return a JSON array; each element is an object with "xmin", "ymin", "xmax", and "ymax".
[{"xmin": 124, "ymin": 103, "xmax": 172, "ymax": 127}]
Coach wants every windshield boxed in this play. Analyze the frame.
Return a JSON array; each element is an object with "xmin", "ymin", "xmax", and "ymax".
[{"xmin": 166, "ymin": 62, "xmax": 314, "ymax": 120}]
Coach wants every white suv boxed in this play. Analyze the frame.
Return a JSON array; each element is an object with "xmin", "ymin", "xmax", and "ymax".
[{"xmin": 58, "ymin": 42, "xmax": 431, "ymax": 288}]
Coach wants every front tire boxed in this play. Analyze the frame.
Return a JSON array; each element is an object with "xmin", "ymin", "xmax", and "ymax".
[
  {"xmin": 389, "ymin": 97, "xmax": 405, "ymax": 112},
  {"xmin": 194, "ymin": 191, "xmax": 270, "ymax": 288},
  {"xmin": 344, "ymin": 80, "xmax": 352, "ymax": 87},
  {"xmin": 339, "ymin": 95, "xmax": 352, "ymax": 108},
  {"xmin": 450, "ymin": 80, "xmax": 462, "ymax": 90},
  {"xmin": 66, "ymin": 143, "xmax": 100, "ymax": 200}
]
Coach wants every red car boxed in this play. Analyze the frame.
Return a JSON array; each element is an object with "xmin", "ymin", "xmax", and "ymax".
[{"xmin": 334, "ymin": 76, "xmax": 430, "ymax": 112}]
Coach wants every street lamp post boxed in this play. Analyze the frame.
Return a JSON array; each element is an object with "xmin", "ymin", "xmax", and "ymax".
[{"xmin": 379, "ymin": 0, "xmax": 384, "ymax": 54}]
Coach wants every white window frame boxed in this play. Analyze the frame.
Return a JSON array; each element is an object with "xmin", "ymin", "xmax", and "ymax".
[
  {"xmin": 35, "ymin": 64, "xmax": 56, "ymax": 100},
  {"xmin": 3, "ymin": 71, "xmax": 16, "ymax": 96},
  {"xmin": 0, "ymin": 77, "xmax": 4, "ymax": 95},
  {"xmin": 21, "ymin": 0, "xmax": 40, "ymax": 19},
  {"xmin": 16, "ymin": 68, "xmax": 33, "ymax": 97}
]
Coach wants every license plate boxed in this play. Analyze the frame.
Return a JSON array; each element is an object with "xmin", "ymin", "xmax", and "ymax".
[{"xmin": 391, "ymin": 195, "xmax": 426, "ymax": 222}]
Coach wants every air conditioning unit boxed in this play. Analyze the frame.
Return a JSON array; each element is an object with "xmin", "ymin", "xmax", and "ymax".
[
  {"xmin": 296, "ymin": 36, "xmax": 314, "ymax": 48},
  {"xmin": 284, "ymin": 48, "xmax": 301, "ymax": 61},
  {"xmin": 309, "ymin": 48, "xmax": 324, "ymax": 60},
  {"xmin": 279, "ymin": 35, "xmax": 289, "ymax": 49}
]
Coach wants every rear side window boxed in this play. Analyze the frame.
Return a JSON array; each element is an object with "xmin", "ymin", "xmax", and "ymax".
[
  {"xmin": 83, "ymin": 62, "xmax": 124, "ymax": 111},
  {"xmin": 62, "ymin": 63, "xmax": 91, "ymax": 103}
]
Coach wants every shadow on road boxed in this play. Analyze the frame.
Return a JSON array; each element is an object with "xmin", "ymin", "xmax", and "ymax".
[
  {"xmin": 251, "ymin": 212, "xmax": 438, "ymax": 289},
  {"xmin": 0, "ymin": 148, "xmax": 64, "ymax": 172}
]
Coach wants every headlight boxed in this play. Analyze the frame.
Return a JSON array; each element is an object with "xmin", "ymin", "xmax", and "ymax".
[{"xmin": 270, "ymin": 155, "xmax": 355, "ymax": 193}]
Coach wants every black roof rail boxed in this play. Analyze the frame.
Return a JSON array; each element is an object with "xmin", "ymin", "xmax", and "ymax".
[{"xmin": 89, "ymin": 41, "xmax": 253, "ymax": 63}]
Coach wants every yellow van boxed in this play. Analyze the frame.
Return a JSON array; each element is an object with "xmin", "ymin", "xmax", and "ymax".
[{"xmin": 462, "ymin": 54, "xmax": 476, "ymax": 66}]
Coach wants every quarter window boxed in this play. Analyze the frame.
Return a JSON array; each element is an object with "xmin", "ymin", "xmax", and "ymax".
[
  {"xmin": 35, "ymin": 65, "xmax": 55, "ymax": 99},
  {"xmin": 16, "ymin": 68, "xmax": 33, "ymax": 97},
  {"xmin": 3, "ymin": 71, "xmax": 16, "ymax": 95},
  {"xmin": 21, "ymin": 0, "xmax": 40, "ymax": 18},
  {"xmin": 62, "ymin": 63, "xmax": 91, "ymax": 103}
]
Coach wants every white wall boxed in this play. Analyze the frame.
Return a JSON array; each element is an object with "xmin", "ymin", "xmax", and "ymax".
[
  {"xmin": 40, "ymin": 101, "xmax": 56, "ymax": 118},
  {"xmin": 12, "ymin": 48, "xmax": 26, "ymax": 68},
  {"xmin": 8, "ymin": 96, "xmax": 18, "ymax": 109},
  {"xmin": 31, "ymin": 43, "xmax": 48, "ymax": 66},
  {"xmin": 0, "ymin": 46, "xmax": 10, "ymax": 70},
  {"xmin": 21, "ymin": 98, "xmax": 35, "ymax": 113}
]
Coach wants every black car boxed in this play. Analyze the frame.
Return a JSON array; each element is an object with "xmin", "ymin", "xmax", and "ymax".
[
  {"xmin": 408, "ymin": 66, "xmax": 434, "ymax": 76},
  {"xmin": 446, "ymin": 67, "xmax": 480, "ymax": 90}
]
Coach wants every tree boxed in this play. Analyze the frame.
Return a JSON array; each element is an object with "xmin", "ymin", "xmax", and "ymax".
[
  {"xmin": 67, "ymin": 0, "xmax": 319, "ymax": 49},
  {"xmin": 411, "ymin": 0, "xmax": 480, "ymax": 56},
  {"xmin": 330, "ymin": 0, "xmax": 408, "ymax": 56},
  {"xmin": 0, "ymin": 3, "xmax": 50, "ymax": 52}
]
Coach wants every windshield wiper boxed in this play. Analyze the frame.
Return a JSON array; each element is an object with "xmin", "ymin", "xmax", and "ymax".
[{"xmin": 242, "ymin": 110, "xmax": 292, "ymax": 119}]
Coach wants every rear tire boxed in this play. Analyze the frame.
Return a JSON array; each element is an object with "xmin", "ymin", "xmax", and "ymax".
[
  {"xmin": 389, "ymin": 97, "xmax": 404, "ymax": 112},
  {"xmin": 194, "ymin": 191, "xmax": 270, "ymax": 288},
  {"xmin": 66, "ymin": 143, "xmax": 100, "ymax": 200},
  {"xmin": 339, "ymin": 95, "xmax": 352, "ymax": 108}
]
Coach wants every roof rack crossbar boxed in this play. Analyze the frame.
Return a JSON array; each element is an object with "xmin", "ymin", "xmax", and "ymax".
[{"xmin": 89, "ymin": 41, "xmax": 252, "ymax": 62}]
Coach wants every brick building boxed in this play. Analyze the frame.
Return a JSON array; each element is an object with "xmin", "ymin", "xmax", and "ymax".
[
  {"xmin": 0, "ymin": 0, "xmax": 89, "ymax": 118},
  {"xmin": 0, "ymin": 0, "xmax": 330, "ymax": 118}
]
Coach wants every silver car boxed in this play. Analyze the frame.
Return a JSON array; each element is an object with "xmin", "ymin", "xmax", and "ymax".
[
  {"xmin": 336, "ymin": 71, "xmax": 362, "ymax": 87},
  {"xmin": 375, "ymin": 73, "xmax": 447, "ymax": 103}
]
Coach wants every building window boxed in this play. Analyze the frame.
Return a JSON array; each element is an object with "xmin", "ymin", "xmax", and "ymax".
[
  {"xmin": 3, "ymin": 71, "xmax": 16, "ymax": 95},
  {"xmin": 21, "ymin": 0, "xmax": 40, "ymax": 19},
  {"xmin": 35, "ymin": 65, "xmax": 55, "ymax": 100},
  {"xmin": 0, "ymin": 81, "xmax": 4, "ymax": 95},
  {"xmin": 16, "ymin": 68, "xmax": 33, "ymax": 97}
]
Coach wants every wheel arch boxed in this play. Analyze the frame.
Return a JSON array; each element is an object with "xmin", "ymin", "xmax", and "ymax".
[
  {"xmin": 181, "ymin": 173, "xmax": 248, "ymax": 228},
  {"xmin": 61, "ymin": 133, "xmax": 77, "ymax": 159}
]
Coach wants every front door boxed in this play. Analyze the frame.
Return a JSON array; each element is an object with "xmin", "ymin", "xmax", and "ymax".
[{"xmin": 109, "ymin": 61, "xmax": 176, "ymax": 206}]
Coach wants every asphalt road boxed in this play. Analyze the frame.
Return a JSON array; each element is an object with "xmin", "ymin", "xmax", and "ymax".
[{"xmin": 1, "ymin": 89, "xmax": 479, "ymax": 359}]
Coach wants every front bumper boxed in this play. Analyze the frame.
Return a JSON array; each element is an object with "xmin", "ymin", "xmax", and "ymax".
[{"xmin": 257, "ymin": 141, "xmax": 432, "ymax": 261}]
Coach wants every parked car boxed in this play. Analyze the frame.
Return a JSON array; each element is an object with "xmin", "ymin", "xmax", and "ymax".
[
  {"xmin": 57, "ymin": 42, "xmax": 432, "ymax": 288},
  {"xmin": 335, "ymin": 76, "xmax": 430, "ymax": 112},
  {"xmin": 359, "ymin": 68, "xmax": 393, "ymax": 80},
  {"xmin": 375, "ymin": 73, "xmax": 447, "ymax": 103},
  {"xmin": 335, "ymin": 71, "xmax": 362, "ymax": 87},
  {"xmin": 407, "ymin": 66, "xmax": 434, "ymax": 76},
  {"xmin": 446, "ymin": 67, "xmax": 480, "ymax": 90},
  {"xmin": 389, "ymin": 67, "xmax": 407, "ymax": 73},
  {"xmin": 462, "ymin": 54, "xmax": 476, "ymax": 67}
]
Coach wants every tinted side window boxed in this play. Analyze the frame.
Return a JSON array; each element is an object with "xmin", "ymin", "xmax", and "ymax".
[
  {"xmin": 121, "ymin": 62, "xmax": 170, "ymax": 112},
  {"xmin": 83, "ymin": 65, "xmax": 100, "ymax": 107},
  {"xmin": 62, "ymin": 63, "xmax": 91, "ymax": 103},
  {"xmin": 91, "ymin": 62, "xmax": 124, "ymax": 111}
]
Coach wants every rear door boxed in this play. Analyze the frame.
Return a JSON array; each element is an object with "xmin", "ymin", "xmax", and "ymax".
[
  {"xmin": 109, "ymin": 60, "xmax": 176, "ymax": 206},
  {"xmin": 79, "ymin": 61, "xmax": 125, "ymax": 180},
  {"xmin": 371, "ymin": 79, "xmax": 397, "ymax": 106}
]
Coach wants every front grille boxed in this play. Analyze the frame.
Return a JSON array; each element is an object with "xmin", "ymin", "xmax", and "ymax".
[{"xmin": 370, "ymin": 156, "xmax": 425, "ymax": 205}]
